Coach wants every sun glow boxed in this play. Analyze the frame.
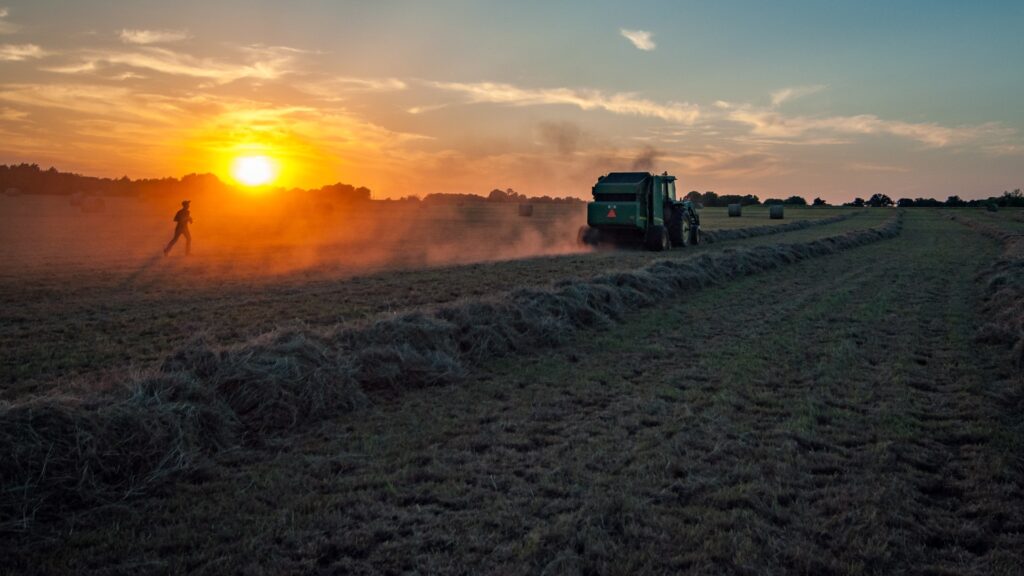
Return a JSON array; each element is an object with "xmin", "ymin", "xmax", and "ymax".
[{"xmin": 231, "ymin": 155, "xmax": 278, "ymax": 186}]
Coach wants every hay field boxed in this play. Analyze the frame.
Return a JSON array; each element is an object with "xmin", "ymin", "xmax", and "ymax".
[{"xmin": 3, "ymin": 203, "xmax": 1023, "ymax": 575}]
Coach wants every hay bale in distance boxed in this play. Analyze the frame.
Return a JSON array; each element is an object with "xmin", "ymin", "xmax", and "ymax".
[
  {"xmin": 769, "ymin": 205, "xmax": 784, "ymax": 220},
  {"xmin": 518, "ymin": 203, "xmax": 534, "ymax": 217},
  {"xmin": 987, "ymin": 203, "xmax": 999, "ymax": 212},
  {"xmin": 727, "ymin": 204, "xmax": 742, "ymax": 217}
]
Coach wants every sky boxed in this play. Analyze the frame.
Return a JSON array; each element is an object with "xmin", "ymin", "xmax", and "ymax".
[{"xmin": 0, "ymin": 0, "xmax": 1021, "ymax": 201}]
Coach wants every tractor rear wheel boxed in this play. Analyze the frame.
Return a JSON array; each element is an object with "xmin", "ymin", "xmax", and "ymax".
[
  {"xmin": 645, "ymin": 225, "xmax": 669, "ymax": 252},
  {"xmin": 687, "ymin": 220, "xmax": 701, "ymax": 245},
  {"xmin": 668, "ymin": 212, "xmax": 686, "ymax": 247},
  {"xmin": 577, "ymin": 225, "xmax": 600, "ymax": 247}
]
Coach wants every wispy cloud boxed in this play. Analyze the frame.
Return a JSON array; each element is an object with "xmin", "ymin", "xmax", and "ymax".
[
  {"xmin": 770, "ymin": 84, "xmax": 826, "ymax": 107},
  {"xmin": 295, "ymin": 75, "xmax": 408, "ymax": 103},
  {"xmin": 726, "ymin": 105, "xmax": 1008, "ymax": 148},
  {"xmin": 0, "ymin": 7, "xmax": 16, "ymax": 34},
  {"xmin": 847, "ymin": 162, "xmax": 910, "ymax": 173},
  {"xmin": 43, "ymin": 45, "xmax": 295, "ymax": 83},
  {"xmin": 119, "ymin": 29, "xmax": 191, "ymax": 45},
  {"xmin": 0, "ymin": 43, "xmax": 45, "ymax": 61},
  {"xmin": 0, "ymin": 106, "xmax": 28, "ymax": 122},
  {"xmin": 430, "ymin": 81, "xmax": 700, "ymax": 123},
  {"xmin": 620, "ymin": 28, "xmax": 655, "ymax": 51}
]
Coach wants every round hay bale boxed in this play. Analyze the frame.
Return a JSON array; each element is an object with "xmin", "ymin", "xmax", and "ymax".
[
  {"xmin": 987, "ymin": 203, "xmax": 999, "ymax": 212},
  {"xmin": 769, "ymin": 205, "xmax": 784, "ymax": 220},
  {"xmin": 727, "ymin": 203, "xmax": 742, "ymax": 217},
  {"xmin": 518, "ymin": 203, "xmax": 534, "ymax": 217}
]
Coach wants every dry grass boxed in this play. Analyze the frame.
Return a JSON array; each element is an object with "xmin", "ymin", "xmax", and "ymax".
[
  {"xmin": 702, "ymin": 212, "xmax": 854, "ymax": 243},
  {"xmin": 0, "ymin": 212, "xmax": 903, "ymax": 532},
  {"xmin": 950, "ymin": 214, "xmax": 1024, "ymax": 372}
]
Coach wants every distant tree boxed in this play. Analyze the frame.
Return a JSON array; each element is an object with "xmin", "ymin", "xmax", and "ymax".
[
  {"xmin": 784, "ymin": 195, "xmax": 807, "ymax": 206},
  {"xmin": 684, "ymin": 190, "xmax": 702, "ymax": 203},
  {"xmin": 896, "ymin": 198, "xmax": 915, "ymax": 207},
  {"xmin": 944, "ymin": 195, "xmax": 967, "ymax": 207},
  {"xmin": 866, "ymin": 193, "xmax": 893, "ymax": 207},
  {"xmin": 716, "ymin": 194, "xmax": 760, "ymax": 207},
  {"xmin": 851, "ymin": 197, "xmax": 866, "ymax": 207},
  {"xmin": 763, "ymin": 198, "xmax": 784, "ymax": 205},
  {"xmin": 812, "ymin": 197, "xmax": 827, "ymax": 206},
  {"xmin": 914, "ymin": 197, "xmax": 942, "ymax": 207},
  {"xmin": 998, "ymin": 189, "xmax": 1024, "ymax": 207},
  {"xmin": 700, "ymin": 191, "xmax": 719, "ymax": 207}
]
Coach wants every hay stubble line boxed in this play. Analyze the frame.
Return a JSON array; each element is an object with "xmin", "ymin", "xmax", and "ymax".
[{"xmin": 0, "ymin": 212, "xmax": 903, "ymax": 532}]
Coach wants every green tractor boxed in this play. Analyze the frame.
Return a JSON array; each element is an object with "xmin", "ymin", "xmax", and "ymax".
[{"xmin": 577, "ymin": 171, "xmax": 701, "ymax": 251}]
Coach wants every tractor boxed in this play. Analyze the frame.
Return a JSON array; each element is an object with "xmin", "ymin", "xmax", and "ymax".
[{"xmin": 577, "ymin": 171, "xmax": 700, "ymax": 251}]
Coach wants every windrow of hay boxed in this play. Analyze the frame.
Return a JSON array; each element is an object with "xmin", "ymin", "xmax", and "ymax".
[
  {"xmin": 949, "ymin": 215, "xmax": 1024, "ymax": 371},
  {"xmin": 0, "ymin": 212, "xmax": 902, "ymax": 530},
  {"xmin": 701, "ymin": 212, "xmax": 855, "ymax": 243}
]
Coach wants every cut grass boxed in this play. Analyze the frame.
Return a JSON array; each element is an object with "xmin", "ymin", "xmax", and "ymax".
[
  {"xmin": 9, "ymin": 210, "xmax": 1019, "ymax": 575},
  {"xmin": 1, "ymin": 208, "xmax": 877, "ymax": 398},
  {"xmin": 0, "ymin": 213, "xmax": 902, "ymax": 533}
]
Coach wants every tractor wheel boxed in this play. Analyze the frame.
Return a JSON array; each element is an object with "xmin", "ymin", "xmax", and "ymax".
[
  {"xmin": 645, "ymin": 225, "xmax": 669, "ymax": 252},
  {"xmin": 577, "ymin": 226, "xmax": 600, "ymax": 247},
  {"xmin": 668, "ymin": 213, "xmax": 686, "ymax": 247},
  {"xmin": 688, "ymin": 221, "xmax": 701, "ymax": 245}
]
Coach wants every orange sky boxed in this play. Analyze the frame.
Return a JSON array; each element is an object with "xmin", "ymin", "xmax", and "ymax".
[{"xmin": 0, "ymin": 1, "xmax": 1022, "ymax": 201}]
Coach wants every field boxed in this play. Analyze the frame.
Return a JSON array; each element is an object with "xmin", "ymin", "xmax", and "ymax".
[{"xmin": 2, "ymin": 199, "xmax": 1023, "ymax": 574}]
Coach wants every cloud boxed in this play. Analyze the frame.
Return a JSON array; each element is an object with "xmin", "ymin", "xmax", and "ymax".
[
  {"xmin": 0, "ymin": 107, "xmax": 28, "ymax": 122},
  {"xmin": 0, "ymin": 7, "xmax": 16, "ymax": 34},
  {"xmin": 620, "ymin": 29, "xmax": 655, "ymax": 51},
  {"xmin": 42, "ymin": 45, "xmax": 295, "ymax": 83},
  {"xmin": 0, "ymin": 43, "xmax": 45, "ymax": 61},
  {"xmin": 847, "ymin": 162, "xmax": 910, "ymax": 173},
  {"xmin": 770, "ymin": 84, "xmax": 826, "ymax": 107},
  {"xmin": 295, "ymin": 75, "xmax": 408, "ymax": 103},
  {"xmin": 430, "ymin": 81, "xmax": 700, "ymax": 124},
  {"xmin": 119, "ymin": 29, "xmax": 191, "ymax": 45},
  {"xmin": 725, "ymin": 105, "xmax": 1007, "ymax": 148}
]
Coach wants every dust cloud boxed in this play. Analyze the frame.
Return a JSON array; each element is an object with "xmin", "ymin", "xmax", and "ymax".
[{"xmin": 0, "ymin": 192, "xmax": 588, "ymax": 286}]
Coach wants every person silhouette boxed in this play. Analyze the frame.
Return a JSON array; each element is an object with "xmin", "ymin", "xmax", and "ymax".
[{"xmin": 164, "ymin": 200, "xmax": 193, "ymax": 256}]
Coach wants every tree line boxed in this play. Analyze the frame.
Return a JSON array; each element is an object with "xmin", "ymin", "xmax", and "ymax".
[
  {"xmin": 0, "ymin": 164, "xmax": 584, "ymax": 205},
  {"xmin": 682, "ymin": 191, "xmax": 828, "ymax": 207},
  {"xmin": 840, "ymin": 190, "xmax": 1024, "ymax": 208},
  {"xmin": 682, "ymin": 189, "xmax": 1024, "ymax": 209}
]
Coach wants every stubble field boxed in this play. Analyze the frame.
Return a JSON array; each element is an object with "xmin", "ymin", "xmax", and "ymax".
[{"xmin": 1, "ymin": 197, "xmax": 1022, "ymax": 575}]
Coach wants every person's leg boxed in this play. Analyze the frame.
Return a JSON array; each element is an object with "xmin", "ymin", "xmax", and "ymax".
[
  {"xmin": 183, "ymin": 229, "xmax": 192, "ymax": 255},
  {"xmin": 165, "ymin": 230, "xmax": 181, "ymax": 254}
]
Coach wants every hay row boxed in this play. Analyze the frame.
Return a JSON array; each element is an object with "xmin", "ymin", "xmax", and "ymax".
[
  {"xmin": 701, "ymin": 212, "xmax": 855, "ymax": 243},
  {"xmin": 0, "ymin": 213, "xmax": 903, "ymax": 531},
  {"xmin": 949, "ymin": 215, "xmax": 1024, "ymax": 370}
]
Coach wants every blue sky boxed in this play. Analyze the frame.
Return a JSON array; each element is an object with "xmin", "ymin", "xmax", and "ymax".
[{"xmin": 0, "ymin": 0, "xmax": 1021, "ymax": 200}]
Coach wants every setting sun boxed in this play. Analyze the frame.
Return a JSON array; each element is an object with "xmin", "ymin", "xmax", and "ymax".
[{"xmin": 231, "ymin": 155, "xmax": 277, "ymax": 187}]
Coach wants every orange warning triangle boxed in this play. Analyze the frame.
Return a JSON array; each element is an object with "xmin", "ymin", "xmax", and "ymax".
[{"xmin": 607, "ymin": 208, "xmax": 617, "ymax": 218}]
